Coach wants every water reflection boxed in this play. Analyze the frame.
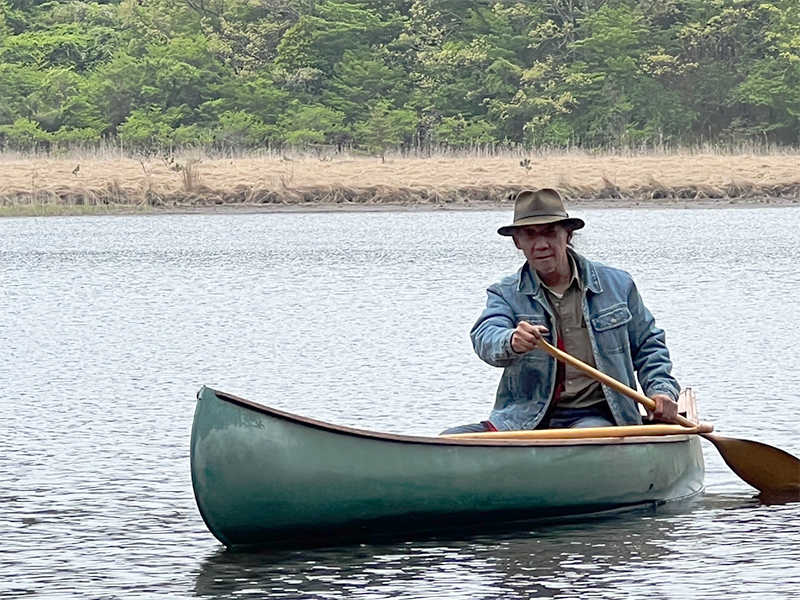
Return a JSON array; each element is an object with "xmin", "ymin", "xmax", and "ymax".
[
  {"xmin": 192, "ymin": 503, "xmax": 683, "ymax": 599},
  {"xmin": 759, "ymin": 492, "xmax": 800, "ymax": 506},
  {"xmin": 194, "ymin": 492, "xmax": 798, "ymax": 600}
]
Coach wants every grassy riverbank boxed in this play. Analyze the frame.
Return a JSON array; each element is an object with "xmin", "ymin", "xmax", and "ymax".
[{"xmin": 2, "ymin": 149, "xmax": 799, "ymax": 216}]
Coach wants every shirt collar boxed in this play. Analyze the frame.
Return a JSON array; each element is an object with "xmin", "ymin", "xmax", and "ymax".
[
  {"xmin": 517, "ymin": 249, "xmax": 599, "ymax": 295},
  {"xmin": 540, "ymin": 253, "xmax": 581, "ymax": 297}
]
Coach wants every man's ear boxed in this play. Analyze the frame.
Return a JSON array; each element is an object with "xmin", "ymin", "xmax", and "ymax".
[{"xmin": 512, "ymin": 236, "xmax": 521, "ymax": 249}]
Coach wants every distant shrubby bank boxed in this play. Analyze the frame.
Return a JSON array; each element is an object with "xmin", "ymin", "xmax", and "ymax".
[{"xmin": 0, "ymin": 0, "xmax": 797, "ymax": 155}]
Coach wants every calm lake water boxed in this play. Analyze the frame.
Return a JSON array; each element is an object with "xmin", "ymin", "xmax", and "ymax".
[{"xmin": 2, "ymin": 206, "xmax": 800, "ymax": 599}]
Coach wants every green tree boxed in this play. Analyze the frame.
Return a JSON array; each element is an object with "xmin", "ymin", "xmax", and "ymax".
[
  {"xmin": 356, "ymin": 100, "xmax": 415, "ymax": 155},
  {"xmin": 0, "ymin": 0, "xmax": 796, "ymax": 152},
  {"xmin": 0, "ymin": 62, "xmax": 42, "ymax": 124},
  {"xmin": 280, "ymin": 102, "xmax": 349, "ymax": 146},
  {"xmin": 117, "ymin": 105, "xmax": 187, "ymax": 152},
  {"xmin": 275, "ymin": 1, "xmax": 403, "ymax": 77},
  {"xmin": 214, "ymin": 110, "xmax": 279, "ymax": 148},
  {"xmin": 325, "ymin": 48, "xmax": 410, "ymax": 122},
  {"xmin": 434, "ymin": 114, "xmax": 496, "ymax": 146},
  {"xmin": 730, "ymin": 1, "xmax": 800, "ymax": 144},
  {"xmin": 0, "ymin": 116, "xmax": 52, "ymax": 150}
]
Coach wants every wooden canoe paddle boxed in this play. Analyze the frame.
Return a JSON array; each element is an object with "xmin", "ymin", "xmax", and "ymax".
[{"xmin": 537, "ymin": 339, "xmax": 800, "ymax": 499}]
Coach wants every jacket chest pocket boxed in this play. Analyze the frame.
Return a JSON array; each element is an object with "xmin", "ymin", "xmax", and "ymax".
[{"xmin": 590, "ymin": 305, "xmax": 632, "ymax": 355}]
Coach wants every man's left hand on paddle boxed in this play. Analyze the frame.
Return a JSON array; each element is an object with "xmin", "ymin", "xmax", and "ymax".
[{"xmin": 648, "ymin": 394, "xmax": 679, "ymax": 422}]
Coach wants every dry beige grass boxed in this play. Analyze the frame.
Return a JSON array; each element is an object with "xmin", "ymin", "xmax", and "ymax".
[{"xmin": 2, "ymin": 150, "xmax": 799, "ymax": 209}]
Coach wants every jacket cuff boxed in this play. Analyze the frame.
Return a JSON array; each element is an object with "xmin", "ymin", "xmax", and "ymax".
[
  {"xmin": 645, "ymin": 384, "xmax": 679, "ymax": 402},
  {"xmin": 503, "ymin": 331, "xmax": 524, "ymax": 360}
]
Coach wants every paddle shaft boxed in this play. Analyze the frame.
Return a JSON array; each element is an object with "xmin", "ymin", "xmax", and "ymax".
[
  {"xmin": 537, "ymin": 339, "xmax": 800, "ymax": 496},
  {"xmin": 537, "ymin": 339, "xmax": 697, "ymax": 428}
]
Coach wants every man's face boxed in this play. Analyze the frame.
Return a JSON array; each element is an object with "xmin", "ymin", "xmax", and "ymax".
[{"xmin": 512, "ymin": 223, "xmax": 570, "ymax": 277}]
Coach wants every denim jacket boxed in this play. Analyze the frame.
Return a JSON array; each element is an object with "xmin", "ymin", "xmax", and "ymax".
[{"xmin": 470, "ymin": 250, "xmax": 679, "ymax": 431}]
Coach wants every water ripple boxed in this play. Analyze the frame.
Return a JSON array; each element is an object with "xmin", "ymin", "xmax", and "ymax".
[{"xmin": 2, "ymin": 209, "xmax": 799, "ymax": 598}]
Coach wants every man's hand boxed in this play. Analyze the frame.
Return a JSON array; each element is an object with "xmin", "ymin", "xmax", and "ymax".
[
  {"xmin": 647, "ymin": 394, "xmax": 679, "ymax": 423},
  {"xmin": 511, "ymin": 322, "xmax": 549, "ymax": 354}
]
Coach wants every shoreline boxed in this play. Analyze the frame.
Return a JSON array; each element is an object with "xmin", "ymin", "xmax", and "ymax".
[
  {"xmin": 3, "ymin": 195, "xmax": 799, "ymax": 218},
  {"xmin": 3, "ymin": 152, "xmax": 799, "ymax": 217}
]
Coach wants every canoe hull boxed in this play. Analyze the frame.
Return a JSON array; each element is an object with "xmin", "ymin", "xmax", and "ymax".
[{"xmin": 191, "ymin": 387, "xmax": 704, "ymax": 548}]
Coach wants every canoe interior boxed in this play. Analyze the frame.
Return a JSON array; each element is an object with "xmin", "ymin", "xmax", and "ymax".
[{"xmin": 190, "ymin": 387, "xmax": 705, "ymax": 549}]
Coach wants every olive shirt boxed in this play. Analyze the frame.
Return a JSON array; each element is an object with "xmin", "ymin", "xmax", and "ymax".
[{"xmin": 540, "ymin": 254, "xmax": 606, "ymax": 408}]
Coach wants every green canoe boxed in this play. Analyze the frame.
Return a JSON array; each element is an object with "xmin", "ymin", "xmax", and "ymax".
[{"xmin": 190, "ymin": 386, "xmax": 704, "ymax": 549}]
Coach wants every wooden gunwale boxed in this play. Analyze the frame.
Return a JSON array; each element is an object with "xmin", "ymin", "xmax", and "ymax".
[{"xmin": 211, "ymin": 388, "xmax": 699, "ymax": 447}]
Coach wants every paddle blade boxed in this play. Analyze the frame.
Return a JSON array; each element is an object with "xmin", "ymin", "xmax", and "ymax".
[{"xmin": 704, "ymin": 434, "xmax": 800, "ymax": 498}]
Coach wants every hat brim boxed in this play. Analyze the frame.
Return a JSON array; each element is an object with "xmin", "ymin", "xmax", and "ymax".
[{"xmin": 498, "ymin": 216, "xmax": 585, "ymax": 236}]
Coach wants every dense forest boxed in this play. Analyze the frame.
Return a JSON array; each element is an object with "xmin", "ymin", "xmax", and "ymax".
[{"xmin": 0, "ymin": 0, "xmax": 798, "ymax": 154}]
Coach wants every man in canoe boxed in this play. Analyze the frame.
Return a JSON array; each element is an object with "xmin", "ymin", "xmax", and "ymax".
[{"xmin": 443, "ymin": 188, "xmax": 680, "ymax": 434}]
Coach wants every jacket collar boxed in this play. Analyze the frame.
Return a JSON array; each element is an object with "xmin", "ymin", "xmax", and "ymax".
[{"xmin": 516, "ymin": 249, "xmax": 603, "ymax": 296}]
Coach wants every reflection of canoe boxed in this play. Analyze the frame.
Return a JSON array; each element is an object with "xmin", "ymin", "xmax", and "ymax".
[{"xmin": 190, "ymin": 386, "xmax": 704, "ymax": 549}]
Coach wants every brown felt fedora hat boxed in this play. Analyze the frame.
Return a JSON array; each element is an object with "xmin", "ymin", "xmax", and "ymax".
[{"xmin": 497, "ymin": 188, "xmax": 585, "ymax": 236}]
